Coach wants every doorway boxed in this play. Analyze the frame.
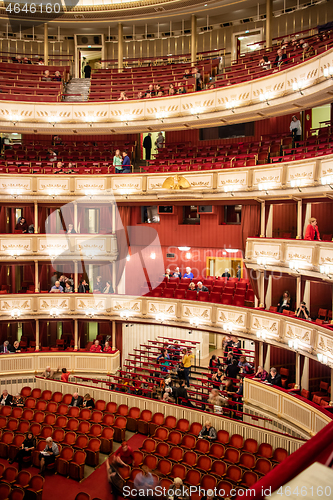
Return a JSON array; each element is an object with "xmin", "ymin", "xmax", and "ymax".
[
  {"xmin": 79, "ymin": 48, "xmax": 102, "ymax": 78},
  {"xmin": 233, "ymin": 28, "xmax": 263, "ymax": 61},
  {"xmin": 140, "ymin": 131, "xmax": 165, "ymax": 160},
  {"xmin": 207, "ymin": 257, "xmax": 242, "ymax": 278}
]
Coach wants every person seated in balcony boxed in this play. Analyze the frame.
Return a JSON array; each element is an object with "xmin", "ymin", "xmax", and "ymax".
[
  {"xmin": 156, "ymin": 131, "xmax": 164, "ymax": 149},
  {"xmin": 69, "ymin": 392, "xmax": 83, "ymax": 407},
  {"xmin": 259, "ymin": 55, "xmax": 271, "ymax": 70},
  {"xmin": 39, "ymin": 437, "xmax": 59, "ymax": 475},
  {"xmin": 10, "ymin": 393, "xmax": 24, "ymax": 407},
  {"xmin": 90, "ymin": 339, "xmax": 102, "ymax": 353},
  {"xmin": 59, "ymin": 275, "xmax": 66, "ymax": 290},
  {"xmin": 12, "ymin": 340, "xmax": 21, "ymax": 353},
  {"xmin": 137, "ymin": 91, "xmax": 143, "ymax": 99},
  {"xmin": 23, "ymin": 57, "xmax": 32, "ymax": 64},
  {"xmin": 169, "ymin": 86, "xmax": 176, "ymax": 96},
  {"xmin": 111, "ymin": 441, "xmax": 134, "ymax": 474},
  {"xmin": 183, "ymin": 68, "xmax": 191, "ymax": 79},
  {"xmin": 178, "ymin": 84, "xmax": 187, "ymax": 94},
  {"xmin": 66, "ymin": 223, "xmax": 76, "ymax": 234},
  {"xmin": 168, "ymin": 478, "xmax": 190, "ymax": 500},
  {"xmin": 193, "ymin": 67, "xmax": 202, "ymax": 91},
  {"xmin": 144, "ymin": 92, "xmax": 152, "ymax": 99},
  {"xmin": 157, "ymin": 348, "xmax": 170, "ymax": 363},
  {"xmin": 254, "ymin": 365, "xmax": 268, "ymax": 381},
  {"xmin": 38, "ymin": 57, "xmax": 44, "ymax": 65},
  {"xmin": 103, "ymin": 341, "xmax": 113, "ymax": 353},
  {"xmin": 94, "ymin": 275, "xmax": 104, "ymax": 293},
  {"xmin": 187, "ymin": 282, "xmax": 196, "ymax": 291},
  {"xmin": 274, "ymin": 48, "xmax": 287, "ymax": 67},
  {"xmin": 118, "ymin": 91, "xmax": 128, "ymax": 101},
  {"xmin": 304, "ymin": 217, "xmax": 321, "ymax": 241},
  {"xmin": 157, "ymin": 90, "xmax": 164, "ymax": 97},
  {"xmin": 208, "ymin": 388, "xmax": 228, "ymax": 407},
  {"xmin": 290, "ymin": 115, "xmax": 302, "ymax": 146},
  {"xmin": 0, "ymin": 340, "xmax": 14, "ymax": 353},
  {"xmin": 15, "ymin": 216, "xmax": 29, "ymax": 233},
  {"xmin": 267, "ymin": 367, "xmax": 282, "ymax": 387},
  {"xmin": 226, "ymin": 358, "xmax": 240, "ymax": 379},
  {"xmin": 41, "ymin": 366, "xmax": 60, "ymax": 379},
  {"xmin": 196, "ymin": 281, "xmax": 208, "ymax": 293},
  {"xmin": 164, "ymin": 268, "xmax": 171, "ymax": 280},
  {"xmin": 278, "ymin": 291, "xmax": 293, "ymax": 313},
  {"xmin": 9, "ymin": 431, "xmax": 36, "ymax": 470},
  {"xmin": 296, "ymin": 301, "xmax": 310, "ymax": 320},
  {"xmin": 61, "ymin": 368, "xmax": 70, "ymax": 382},
  {"xmin": 42, "ymin": 70, "xmax": 52, "ymax": 81},
  {"xmin": 103, "ymin": 281, "xmax": 114, "ymax": 294},
  {"xmin": 48, "ymin": 148, "xmax": 57, "ymax": 161},
  {"xmin": 50, "ymin": 280, "xmax": 64, "ymax": 293},
  {"xmin": 0, "ymin": 389, "xmax": 12, "ymax": 405},
  {"xmin": 78, "ymin": 279, "xmax": 89, "ymax": 293},
  {"xmin": 238, "ymin": 356, "xmax": 254, "ymax": 374},
  {"xmin": 209, "ymin": 354, "xmax": 221, "ymax": 372},
  {"xmin": 82, "ymin": 393, "xmax": 95, "ymax": 408},
  {"xmin": 172, "ymin": 266, "xmax": 181, "ymax": 279},
  {"xmin": 113, "ymin": 148, "xmax": 123, "ymax": 173},
  {"xmin": 222, "ymin": 378, "xmax": 238, "ymax": 399},
  {"xmin": 221, "ymin": 268, "xmax": 231, "ymax": 280},
  {"xmin": 225, "ymin": 351, "xmax": 235, "ymax": 366},
  {"xmin": 212, "ymin": 367, "xmax": 224, "ymax": 387},
  {"xmin": 145, "ymin": 84, "xmax": 155, "ymax": 97},
  {"xmin": 183, "ymin": 267, "xmax": 194, "ymax": 279},
  {"xmin": 52, "ymin": 71, "xmax": 62, "ymax": 82},
  {"xmin": 122, "ymin": 151, "xmax": 131, "ymax": 173},
  {"xmin": 199, "ymin": 420, "xmax": 217, "ymax": 441}
]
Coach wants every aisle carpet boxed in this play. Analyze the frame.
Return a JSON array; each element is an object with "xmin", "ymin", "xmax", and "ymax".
[{"xmin": 1, "ymin": 433, "xmax": 146, "ymax": 500}]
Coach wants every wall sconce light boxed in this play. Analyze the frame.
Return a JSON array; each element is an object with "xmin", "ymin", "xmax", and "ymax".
[
  {"xmin": 257, "ymin": 257, "xmax": 267, "ymax": 268},
  {"xmin": 185, "ymin": 252, "xmax": 192, "ymax": 260},
  {"xmin": 85, "ymin": 308, "xmax": 95, "ymax": 318},
  {"xmin": 126, "ymin": 255, "xmax": 131, "ymax": 262},
  {"xmin": 11, "ymin": 308, "xmax": 21, "ymax": 318},
  {"xmin": 121, "ymin": 114, "xmax": 131, "ymax": 126},
  {"xmin": 258, "ymin": 182, "xmax": 273, "ymax": 195},
  {"xmin": 156, "ymin": 111, "xmax": 167, "ymax": 123},
  {"xmin": 320, "ymin": 265, "xmax": 333, "ymax": 279},
  {"xmin": 9, "ymin": 250, "xmax": 21, "ymax": 259},
  {"xmin": 84, "ymin": 189, "xmax": 97, "ymax": 199},
  {"xmin": 156, "ymin": 312, "xmax": 166, "ymax": 323},
  {"xmin": 290, "ymin": 179, "xmax": 303, "ymax": 192},
  {"xmin": 223, "ymin": 185, "xmax": 238, "ymax": 196},
  {"xmin": 50, "ymin": 308, "xmax": 59, "ymax": 318},
  {"xmin": 191, "ymin": 107, "xmax": 201, "ymax": 119},
  {"xmin": 223, "ymin": 322, "xmax": 233, "ymax": 332},
  {"xmin": 321, "ymin": 175, "xmax": 333, "ymax": 189},
  {"xmin": 256, "ymin": 329, "xmax": 267, "ymax": 340},
  {"xmin": 120, "ymin": 310, "xmax": 131, "ymax": 320},
  {"xmin": 190, "ymin": 317, "xmax": 200, "ymax": 327},
  {"xmin": 317, "ymin": 353, "xmax": 328, "ymax": 364},
  {"xmin": 288, "ymin": 339, "xmax": 299, "ymax": 350},
  {"xmin": 150, "ymin": 252, "xmax": 156, "ymax": 260},
  {"xmin": 48, "ymin": 189, "xmax": 59, "ymax": 199},
  {"xmin": 259, "ymin": 92, "xmax": 272, "ymax": 105},
  {"xmin": 323, "ymin": 66, "xmax": 333, "ymax": 79},
  {"xmin": 9, "ymin": 189, "xmax": 22, "ymax": 199},
  {"xmin": 226, "ymin": 101, "xmax": 237, "ymax": 113},
  {"xmin": 292, "ymin": 80, "xmax": 306, "ymax": 95},
  {"xmin": 289, "ymin": 260, "xmax": 302, "ymax": 273}
]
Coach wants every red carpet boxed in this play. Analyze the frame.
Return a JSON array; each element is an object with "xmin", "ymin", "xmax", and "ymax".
[{"xmin": 1, "ymin": 434, "xmax": 146, "ymax": 500}]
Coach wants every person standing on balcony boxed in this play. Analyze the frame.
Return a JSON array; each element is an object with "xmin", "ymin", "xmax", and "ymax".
[
  {"xmin": 290, "ymin": 115, "xmax": 302, "ymax": 147},
  {"xmin": 143, "ymin": 133, "xmax": 152, "ymax": 161},
  {"xmin": 304, "ymin": 217, "xmax": 321, "ymax": 240},
  {"xmin": 182, "ymin": 348, "xmax": 195, "ymax": 387},
  {"xmin": 83, "ymin": 63, "xmax": 91, "ymax": 78}
]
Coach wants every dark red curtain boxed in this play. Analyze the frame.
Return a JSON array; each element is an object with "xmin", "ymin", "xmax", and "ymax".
[
  {"xmin": 0, "ymin": 206, "xmax": 6, "ymax": 233},
  {"xmin": 100, "ymin": 206, "xmax": 112, "ymax": 233},
  {"xmin": 241, "ymin": 204, "xmax": 261, "ymax": 300},
  {"xmin": 77, "ymin": 206, "xmax": 86, "ymax": 234},
  {"xmin": 115, "ymin": 206, "xmax": 131, "ymax": 286}
]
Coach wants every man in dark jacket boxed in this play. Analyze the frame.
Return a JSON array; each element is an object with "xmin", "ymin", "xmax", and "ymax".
[
  {"xmin": 267, "ymin": 367, "xmax": 282, "ymax": 387},
  {"xmin": 0, "ymin": 340, "xmax": 14, "ymax": 353},
  {"xmin": 69, "ymin": 392, "xmax": 83, "ymax": 407},
  {"xmin": 83, "ymin": 63, "xmax": 92, "ymax": 78},
  {"xmin": 143, "ymin": 133, "xmax": 152, "ymax": 161},
  {"xmin": 78, "ymin": 279, "xmax": 89, "ymax": 293},
  {"xmin": 0, "ymin": 390, "xmax": 13, "ymax": 405}
]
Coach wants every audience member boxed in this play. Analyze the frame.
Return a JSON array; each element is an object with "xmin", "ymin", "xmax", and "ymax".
[
  {"xmin": 11, "ymin": 393, "xmax": 24, "ymax": 406},
  {"xmin": 41, "ymin": 366, "xmax": 60, "ymax": 379},
  {"xmin": 133, "ymin": 465, "xmax": 157, "ymax": 495},
  {"xmin": 0, "ymin": 389, "xmax": 12, "ymax": 405},
  {"xmin": 64, "ymin": 282, "xmax": 73, "ymax": 293},
  {"xmin": 222, "ymin": 378, "xmax": 237, "ymax": 397},
  {"xmin": 118, "ymin": 91, "xmax": 128, "ymax": 101},
  {"xmin": 182, "ymin": 348, "xmax": 194, "ymax": 387},
  {"xmin": 9, "ymin": 432, "xmax": 36, "ymax": 470},
  {"xmin": 23, "ymin": 57, "xmax": 31, "ymax": 64},
  {"xmin": 143, "ymin": 133, "xmax": 152, "ymax": 160},
  {"xmin": 183, "ymin": 68, "xmax": 191, "ymax": 79},
  {"xmin": 196, "ymin": 281, "xmax": 208, "ymax": 292},
  {"xmin": 188, "ymin": 282, "xmax": 196, "ymax": 291},
  {"xmin": 156, "ymin": 132, "xmax": 164, "ymax": 148},
  {"xmin": 226, "ymin": 358, "xmax": 240, "ymax": 379},
  {"xmin": 42, "ymin": 70, "xmax": 51, "ymax": 81},
  {"xmin": 193, "ymin": 67, "xmax": 202, "ymax": 91},
  {"xmin": 183, "ymin": 267, "xmax": 194, "ymax": 279},
  {"xmin": 259, "ymin": 55, "xmax": 271, "ymax": 70},
  {"xmin": 39, "ymin": 437, "xmax": 59, "ymax": 474},
  {"xmin": 238, "ymin": 356, "xmax": 254, "ymax": 374},
  {"xmin": 90, "ymin": 340, "xmax": 102, "ymax": 352},
  {"xmin": 198, "ymin": 420, "xmax": 217, "ymax": 441},
  {"xmin": 113, "ymin": 149, "xmax": 123, "ymax": 173},
  {"xmin": 122, "ymin": 151, "xmax": 131, "ymax": 173},
  {"xmin": 67, "ymin": 223, "xmax": 76, "ymax": 234},
  {"xmin": 82, "ymin": 393, "xmax": 95, "ymax": 408},
  {"xmin": 103, "ymin": 281, "xmax": 114, "ymax": 294},
  {"xmin": 111, "ymin": 441, "xmax": 134, "ymax": 472},
  {"xmin": 94, "ymin": 276, "xmax": 104, "ymax": 293},
  {"xmin": 172, "ymin": 266, "xmax": 181, "ymax": 278},
  {"xmin": 225, "ymin": 352, "xmax": 234, "ymax": 365},
  {"xmin": 254, "ymin": 365, "xmax": 268, "ymax": 381},
  {"xmin": 164, "ymin": 269, "xmax": 171, "ymax": 280},
  {"xmin": 212, "ymin": 367, "xmax": 224, "ymax": 387},
  {"xmin": 209, "ymin": 354, "xmax": 221, "ymax": 371},
  {"xmin": 144, "ymin": 92, "xmax": 152, "ymax": 99},
  {"xmin": 15, "ymin": 217, "xmax": 29, "ymax": 233},
  {"xmin": 145, "ymin": 84, "xmax": 155, "ymax": 97},
  {"xmin": 267, "ymin": 367, "xmax": 282, "ymax": 387},
  {"xmin": 208, "ymin": 388, "xmax": 227, "ymax": 407},
  {"xmin": 278, "ymin": 291, "xmax": 293, "ymax": 313},
  {"xmin": 103, "ymin": 341, "xmax": 113, "ymax": 353},
  {"xmin": 168, "ymin": 478, "xmax": 189, "ymax": 500},
  {"xmin": 178, "ymin": 84, "xmax": 187, "ymax": 94},
  {"xmin": 237, "ymin": 264, "xmax": 241, "ymax": 280},
  {"xmin": 50, "ymin": 272, "xmax": 58, "ymax": 287},
  {"xmin": 290, "ymin": 115, "xmax": 302, "ymax": 145},
  {"xmin": 221, "ymin": 268, "xmax": 231, "ymax": 279},
  {"xmin": 61, "ymin": 368, "xmax": 70, "ymax": 383},
  {"xmin": 78, "ymin": 279, "xmax": 89, "ymax": 293},
  {"xmin": 12, "ymin": 340, "xmax": 21, "ymax": 353},
  {"xmin": 274, "ymin": 48, "xmax": 287, "ymax": 67},
  {"xmin": 137, "ymin": 91, "xmax": 143, "ymax": 99},
  {"xmin": 304, "ymin": 217, "xmax": 320, "ymax": 240},
  {"xmin": 0, "ymin": 340, "xmax": 14, "ymax": 353},
  {"xmin": 69, "ymin": 392, "xmax": 83, "ymax": 407},
  {"xmin": 296, "ymin": 301, "xmax": 310, "ymax": 320},
  {"xmin": 50, "ymin": 280, "xmax": 64, "ymax": 293},
  {"xmin": 83, "ymin": 63, "xmax": 92, "ymax": 78},
  {"xmin": 52, "ymin": 71, "xmax": 62, "ymax": 82}
]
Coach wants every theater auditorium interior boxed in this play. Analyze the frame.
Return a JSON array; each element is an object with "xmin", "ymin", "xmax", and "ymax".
[{"xmin": 0, "ymin": 0, "xmax": 333, "ymax": 499}]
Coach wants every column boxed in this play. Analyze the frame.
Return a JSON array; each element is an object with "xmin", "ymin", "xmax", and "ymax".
[
  {"xmin": 296, "ymin": 200, "xmax": 302, "ymax": 239},
  {"xmin": 259, "ymin": 271, "xmax": 265, "ymax": 308},
  {"xmin": 303, "ymin": 280, "xmax": 310, "ymax": 309},
  {"xmin": 112, "ymin": 261, "xmax": 116, "ymax": 294},
  {"xmin": 295, "ymin": 353, "xmax": 301, "ymax": 389},
  {"xmin": 265, "ymin": 274, "xmax": 272, "ymax": 310},
  {"xmin": 266, "ymin": 0, "xmax": 273, "ymax": 48},
  {"xmin": 112, "ymin": 320, "xmax": 116, "ymax": 350},
  {"xmin": 191, "ymin": 15, "xmax": 197, "ymax": 65},
  {"xmin": 266, "ymin": 204, "xmax": 273, "ymax": 238},
  {"xmin": 34, "ymin": 260, "xmax": 39, "ymax": 293},
  {"xmin": 296, "ymin": 276, "xmax": 301, "ymax": 309},
  {"xmin": 74, "ymin": 261, "xmax": 78, "ymax": 293},
  {"xmin": 101, "ymin": 34, "xmax": 106, "ymax": 70},
  {"xmin": 264, "ymin": 344, "xmax": 271, "ymax": 372},
  {"xmin": 35, "ymin": 319, "xmax": 40, "ymax": 351},
  {"xmin": 303, "ymin": 203, "xmax": 311, "ymax": 238},
  {"xmin": 88, "ymin": 264, "xmax": 93, "ymax": 292},
  {"xmin": 73, "ymin": 202, "xmax": 78, "ymax": 232},
  {"xmin": 112, "ymin": 203, "xmax": 116, "ymax": 234},
  {"xmin": 259, "ymin": 341, "xmax": 264, "ymax": 367},
  {"xmin": 74, "ymin": 319, "xmax": 78, "ymax": 351},
  {"xmin": 330, "ymin": 368, "xmax": 333, "ymax": 405},
  {"xmin": 34, "ymin": 201, "xmax": 38, "ymax": 233},
  {"xmin": 301, "ymin": 356, "xmax": 309, "ymax": 390},
  {"xmin": 44, "ymin": 23, "xmax": 48, "ymax": 66},
  {"xmin": 118, "ymin": 23, "xmax": 123, "ymax": 72},
  {"xmin": 260, "ymin": 201, "xmax": 265, "ymax": 237}
]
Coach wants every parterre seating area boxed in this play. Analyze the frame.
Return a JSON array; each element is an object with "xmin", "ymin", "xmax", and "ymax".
[{"xmin": 0, "ymin": 63, "xmax": 69, "ymax": 102}]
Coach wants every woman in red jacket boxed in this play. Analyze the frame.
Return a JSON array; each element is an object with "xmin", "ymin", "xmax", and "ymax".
[{"xmin": 304, "ymin": 217, "xmax": 320, "ymax": 240}]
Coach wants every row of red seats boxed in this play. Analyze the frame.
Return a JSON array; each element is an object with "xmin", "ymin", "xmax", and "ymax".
[{"xmin": 0, "ymin": 465, "xmax": 44, "ymax": 500}]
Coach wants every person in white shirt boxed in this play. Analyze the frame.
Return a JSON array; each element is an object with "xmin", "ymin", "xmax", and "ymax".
[{"xmin": 290, "ymin": 115, "xmax": 302, "ymax": 146}]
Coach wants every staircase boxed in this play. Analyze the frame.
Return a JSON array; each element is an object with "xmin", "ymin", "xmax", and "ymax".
[{"xmin": 63, "ymin": 78, "xmax": 91, "ymax": 102}]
